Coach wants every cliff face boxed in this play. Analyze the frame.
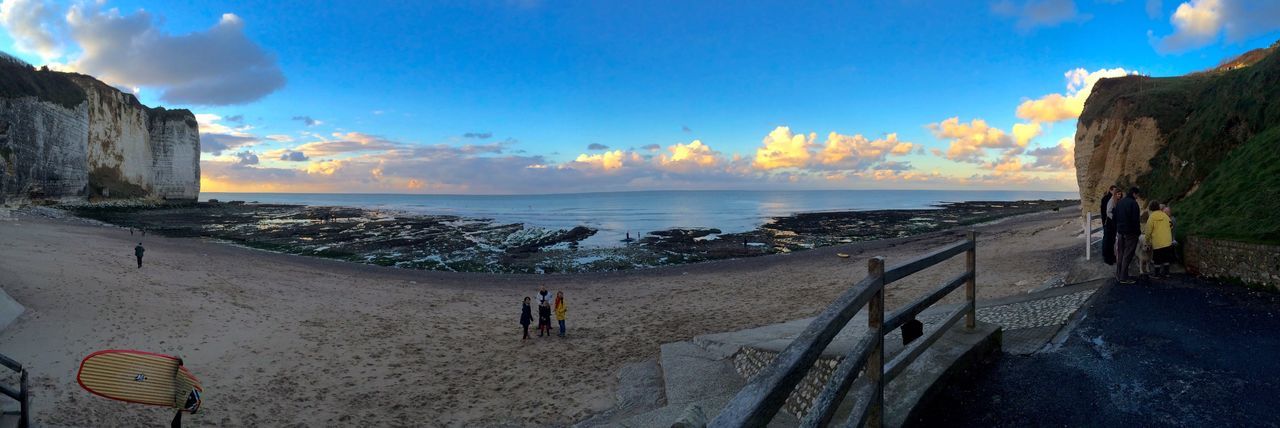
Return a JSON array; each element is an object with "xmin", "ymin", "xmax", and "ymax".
[
  {"xmin": 0, "ymin": 56, "xmax": 200, "ymax": 204},
  {"xmin": 1075, "ymin": 41, "xmax": 1280, "ymax": 242}
]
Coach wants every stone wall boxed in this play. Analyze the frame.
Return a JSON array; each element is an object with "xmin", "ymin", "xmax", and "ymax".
[
  {"xmin": 732, "ymin": 347, "xmax": 841, "ymax": 422},
  {"xmin": 1184, "ymin": 236, "xmax": 1280, "ymax": 288}
]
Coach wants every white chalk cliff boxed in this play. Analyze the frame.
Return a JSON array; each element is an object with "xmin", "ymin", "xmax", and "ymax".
[{"xmin": 0, "ymin": 55, "xmax": 200, "ymax": 204}]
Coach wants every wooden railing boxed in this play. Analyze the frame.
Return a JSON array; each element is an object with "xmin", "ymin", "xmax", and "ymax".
[
  {"xmin": 0, "ymin": 353, "xmax": 30, "ymax": 428},
  {"xmin": 710, "ymin": 231, "xmax": 978, "ymax": 428}
]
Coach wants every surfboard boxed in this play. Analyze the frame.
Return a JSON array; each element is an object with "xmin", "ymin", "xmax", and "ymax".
[{"xmin": 77, "ymin": 350, "xmax": 202, "ymax": 413}]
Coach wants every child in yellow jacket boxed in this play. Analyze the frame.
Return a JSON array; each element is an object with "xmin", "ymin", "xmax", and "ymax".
[
  {"xmin": 554, "ymin": 291, "xmax": 568, "ymax": 337},
  {"xmin": 1143, "ymin": 200, "xmax": 1175, "ymax": 277}
]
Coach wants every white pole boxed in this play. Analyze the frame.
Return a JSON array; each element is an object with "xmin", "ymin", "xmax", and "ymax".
[{"xmin": 1085, "ymin": 212, "xmax": 1092, "ymax": 260}]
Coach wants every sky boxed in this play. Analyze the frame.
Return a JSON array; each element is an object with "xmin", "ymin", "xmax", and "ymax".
[{"xmin": 1, "ymin": 0, "xmax": 1279, "ymax": 195}]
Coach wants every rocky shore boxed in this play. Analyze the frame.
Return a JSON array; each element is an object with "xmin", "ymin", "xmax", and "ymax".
[{"xmin": 67, "ymin": 199, "xmax": 1077, "ymax": 273}]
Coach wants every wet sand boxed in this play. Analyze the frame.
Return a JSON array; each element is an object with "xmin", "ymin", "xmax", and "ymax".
[{"xmin": 0, "ymin": 208, "xmax": 1087, "ymax": 426}]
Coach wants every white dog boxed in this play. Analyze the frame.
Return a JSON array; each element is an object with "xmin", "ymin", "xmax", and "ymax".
[{"xmin": 1136, "ymin": 234, "xmax": 1154, "ymax": 276}]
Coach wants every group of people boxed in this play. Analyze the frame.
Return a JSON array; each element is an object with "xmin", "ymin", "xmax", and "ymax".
[
  {"xmin": 1100, "ymin": 186, "xmax": 1176, "ymax": 284},
  {"xmin": 520, "ymin": 286, "xmax": 567, "ymax": 339}
]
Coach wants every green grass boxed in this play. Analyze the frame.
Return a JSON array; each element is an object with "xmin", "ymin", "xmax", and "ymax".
[{"xmin": 1173, "ymin": 127, "xmax": 1280, "ymax": 244}]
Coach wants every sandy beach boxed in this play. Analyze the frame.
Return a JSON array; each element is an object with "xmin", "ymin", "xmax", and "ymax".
[{"xmin": 0, "ymin": 207, "xmax": 1088, "ymax": 426}]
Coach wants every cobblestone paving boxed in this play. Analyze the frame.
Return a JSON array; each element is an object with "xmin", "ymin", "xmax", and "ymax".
[{"xmin": 904, "ymin": 289, "xmax": 1097, "ymax": 354}]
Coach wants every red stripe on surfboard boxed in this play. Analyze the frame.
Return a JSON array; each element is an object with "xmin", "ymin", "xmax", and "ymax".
[{"xmin": 77, "ymin": 349, "xmax": 202, "ymax": 411}]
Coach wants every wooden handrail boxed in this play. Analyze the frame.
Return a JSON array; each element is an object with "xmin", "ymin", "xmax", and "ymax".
[
  {"xmin": 882, "ymin": 240, "xmax": 971, "ymax": 284},
  {"xmin": 801, "ymin": 330, "xmax": 880, "ymax": 427},
  {"xmin": 0, "ymin": 353, "xmax": 21, "ymax": 373},
  {"xmin": 711, "ymin": 274, "xmax": 882, "ymax": 426},
  {"xmin": 713, "ymin": 231, "xmax": 979, "ymax": 427},
  {"xmin": 884, "ymin": 271, "xmax": 971, "ymax": 333},
  {"xmin": 885, "ymin": 302, "xmax": 972, "ymax": 380}
]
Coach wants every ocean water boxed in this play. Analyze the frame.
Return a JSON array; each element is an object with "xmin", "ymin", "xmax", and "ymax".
[{"xmin": 201, "ymin": 190, "xmax": 1077, "ymax": 247}]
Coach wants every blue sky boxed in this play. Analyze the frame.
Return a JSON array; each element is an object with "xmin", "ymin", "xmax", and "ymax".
[{"xmin": 2, "ymin": 0, "xmax": 1279, "ymax": 193}]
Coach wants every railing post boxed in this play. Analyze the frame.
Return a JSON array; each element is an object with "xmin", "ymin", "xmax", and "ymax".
[
  {"xmin": 965, "ymin": 231, "xmax": 977, "ymax": 330},
  {"xmin": 1085, "ymin": 213, "xmax": 1092, "ymax": 260},
  {"xmin": 866, "ymin": 257, "xmax": 885, "ymax": 428}
]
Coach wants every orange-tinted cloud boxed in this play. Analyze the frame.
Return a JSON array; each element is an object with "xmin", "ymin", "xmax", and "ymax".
[{"xmin": 1015, "ymin": 68, "xmax": 1135, "ymax": 122}]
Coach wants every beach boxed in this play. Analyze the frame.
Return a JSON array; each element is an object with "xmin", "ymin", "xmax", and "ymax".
[{"xmin": 0, "ymin": 207, "xmax": 1087, "ymax": 426}]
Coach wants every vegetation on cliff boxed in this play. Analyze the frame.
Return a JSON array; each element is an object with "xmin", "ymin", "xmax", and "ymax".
[
  {"xmin": 1079, "ymin": 41, "xmax": 1280, "ymax": 243},
  {"xmin": 0, "ymin": 52, "xmax": 87, "ymax": 109}
]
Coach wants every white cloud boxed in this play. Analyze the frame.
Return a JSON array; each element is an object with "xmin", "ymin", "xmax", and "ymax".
[
  {"xmin": 0, "ymin": 0, "xmax": 285, "ymax": 105},
  {"xmin": 927, "ymin": 117, "xmax": 1026, "ymax": 163},
  {"xmin": 0, "ymin": 0, "xmax": 62, "ymax": 60},
  {"xmin": 1016, "ymin": 67, "xmax": 1136, "ymax": 122},
  {"xmin": 1152, "ymin": 0, "xmax": 1280, "ymax": 53}
]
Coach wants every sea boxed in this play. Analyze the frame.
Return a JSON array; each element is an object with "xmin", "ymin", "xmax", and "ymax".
[{"xmin": 201, "ymin": 190, "xmax": 1077, "ymax": 248}]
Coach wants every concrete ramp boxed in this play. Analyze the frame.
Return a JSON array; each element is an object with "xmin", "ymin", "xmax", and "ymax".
[{"xmin": 0, "ymin": 287, "xmax": 22, "ymax": 333}]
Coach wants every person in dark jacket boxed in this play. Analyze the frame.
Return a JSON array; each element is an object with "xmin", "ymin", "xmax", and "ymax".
[
  {"xmin": 1100, "ymin": 185, "xmax": 1119, "ymax": 265},
  {"xmin": 134, "ymin": 243, "xmax": 145, "ymax": 268},
  {"xmin": 1113, "ymin": 187, "xmax": 1142, "ymax": 284},
  {"xmin": 537, "ymin": 298, "xmax": 552, "ymax": 337},
  {"xmin": 520, "ymin": 297, "xmax": 533, "ymax": 340}
]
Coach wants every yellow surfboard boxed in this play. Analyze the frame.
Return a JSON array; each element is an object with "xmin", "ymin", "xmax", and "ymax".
[{"xmin": 77, "ymin": 350, "xmax": 202, "ymax": 412}]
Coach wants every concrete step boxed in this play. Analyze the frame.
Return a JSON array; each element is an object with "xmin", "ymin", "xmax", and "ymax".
[{"xmin": 658, "ymin": 341, "xmax": 745, "ymax": 405}]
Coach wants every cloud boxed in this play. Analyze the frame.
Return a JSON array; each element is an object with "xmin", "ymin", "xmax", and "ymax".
[
  {"xmin": 927, "ymin": 117, "xmax": 1025, "ymax": 163},
  {"xmin": 572, "ymin": 150, "xmax": 640, "ymax": 171},
  {"xmin": 1015, "ymin": 68, "xmax": 1135, "ymax": 122},
  {"xmin": 992, "ymin": 0, "xmax": 1089, "ymax": 31},
  {"xmin": 682, "ymin": 125, "xmax": 693, "ymax": 133},
  {"xmin": 291, "ymin": 116, "xmax": 321, "ymax": 126},
  {"xmin": 463, "ymin": 132, "xmax": 492, "ymax": 139},
  {"xmin": 290, "ymin": 132, "xmax": 404, "ymax": 157},
  {"xmin": 0, "ymin": 0, "xmax": 63, "ymax": 60},
  {"xmin": 753, "ymin": 127, "xmax": 815, "ymax": 170},
  {"xmin": 641, "ymin": 144, "xmax": 661, "ymax": 151},
  {"xmin": 815, "ymin": 132, "xmax": 915, "ymax": 170},
  {"xmin": 232, "ymin": 151, "xmax": 259, "ymax": 166},
  {"xmin": 657, "ymin": 140, "xmax": 721, "ymax": 172},
  {"xmin": 195, "ymin": 113, "xmax": 258, "ymax": 155},
  {"xmin": 1026, "ymin": 137, "xmax": 1076, "ymax": 170},
  {"xmin": 266, "ymin": 134, "xmax": 294, "ymax": 143},
  {"xmin": 1151, "ymin": 0, "xmax": 1280, "ymax": 53},
  {"xmin": 1, "ymin": 1, "xmax": 288, "ymax": 105},
  {"xmin": 279, "ymin": 150, "xmax": 309, "ymax": 162},
  {"xmin": 202, "ymin": 134, "xmax": 257, "ymax": 155},
  {"xmin": 587, "ymin": 143, "xmax": 610, "ymax": 151}
]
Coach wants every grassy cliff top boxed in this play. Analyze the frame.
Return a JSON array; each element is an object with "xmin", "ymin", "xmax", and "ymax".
[{"xmin": 0, "ymin": 53, "xmax": 87, "ymax": 110}]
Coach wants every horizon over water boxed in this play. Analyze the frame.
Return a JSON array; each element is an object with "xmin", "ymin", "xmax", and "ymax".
[{"xmin": 201, "ymin": 189, "xmax": 1078, "ymax": 247}]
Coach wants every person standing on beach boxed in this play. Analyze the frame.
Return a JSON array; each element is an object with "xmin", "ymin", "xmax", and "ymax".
[
  {"xmin": 554, "ymin": 291, "xmax": 568, "ymax": 337},
  {"xmin": 520, "ymin": 297, "xmax": 533, "ymax": 340},
  {"xmin": 537, "ymin": 286, "xmax": 551, "ymax": 306},
  {"xmin": 1113, "ymin": 187, "xmax": 1142, "ymax": 284},
  {"xmin": 134, "ymin": 242, "xmax": 145, "ymax": 268},
  {"xmin": 537, "ymin": 298, "xmax": 552, "ymax": 337},
  {"xmin": 1144, "ymin": 200, "xmax": 1175, "ymax": 278},
  {"xmin": 1101, "ymin": 185, "xmax": 1119, "ymax": 265}
]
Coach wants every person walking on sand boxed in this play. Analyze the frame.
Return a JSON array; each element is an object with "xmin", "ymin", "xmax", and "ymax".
[
  {"xmin": 1101, "ymin": 185, "xmax": 1120, "ymax": 265},
  {"xmin": 1113, "ymin": 187, "xmax": 1142, "ymax": 284},
  {"xmin": 134, "ymin": 242, "xmax": 145, "ymax": 268},
  {"xmin": 1144, "ymin": 200, "xmax": 1175, "ymax": 278},
  {"xmin": 520, "ymin": 297, "xmax": 533, "ymax": 340},
  {"xmin": 537, "ymin": 298, "xmax": 552, "ymax": 337},
  {"xmin": 554, "ymin": 291, "xmax": 568, "ymax": 337}
]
